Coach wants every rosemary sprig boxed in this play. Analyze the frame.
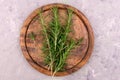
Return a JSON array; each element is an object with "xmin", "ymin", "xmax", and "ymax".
[
  {"xmin": 38, "ymin": 7, "xmax": 83, "ymax": 76},
  {"xmin": 39, "ymin": 10, "xmax": 54, "ymax": 74},
  {"xmin": 29, "ymin": 32, "xmax": 35, "ymax": 41}
]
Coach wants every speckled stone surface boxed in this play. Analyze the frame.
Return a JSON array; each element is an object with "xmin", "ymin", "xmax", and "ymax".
[{"xmin": 0, "ymin": 0, "xmax": 120, "ymax": 80}]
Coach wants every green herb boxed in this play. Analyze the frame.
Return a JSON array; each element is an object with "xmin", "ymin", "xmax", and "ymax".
[
  {"xmin": 29, "ymin": 32, "xmax": 35, "ymax": 41},
  {"xmin": 39, "ymin": 7, "xmax": 83, "ymax": 76}
]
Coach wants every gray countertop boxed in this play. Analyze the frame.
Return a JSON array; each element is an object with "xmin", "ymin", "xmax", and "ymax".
[{"xmin": 0, "ymin": 0, "xmax": 120, "ymax": 80}]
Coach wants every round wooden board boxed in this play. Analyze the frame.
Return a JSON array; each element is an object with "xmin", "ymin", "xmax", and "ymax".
[{"xmin": 20, "ymin": 3, "xmax": 94, "ymax": 76}]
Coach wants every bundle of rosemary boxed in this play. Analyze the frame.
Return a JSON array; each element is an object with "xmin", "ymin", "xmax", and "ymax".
[{"xmin": 30, "ymin": 7, "xmax": 83, "ymax": 76}]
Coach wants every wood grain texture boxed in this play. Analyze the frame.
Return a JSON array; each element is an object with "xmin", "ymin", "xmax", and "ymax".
[{"xmin": 20, "ymin": 3, "xmax": 94, "ymax": 76}]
